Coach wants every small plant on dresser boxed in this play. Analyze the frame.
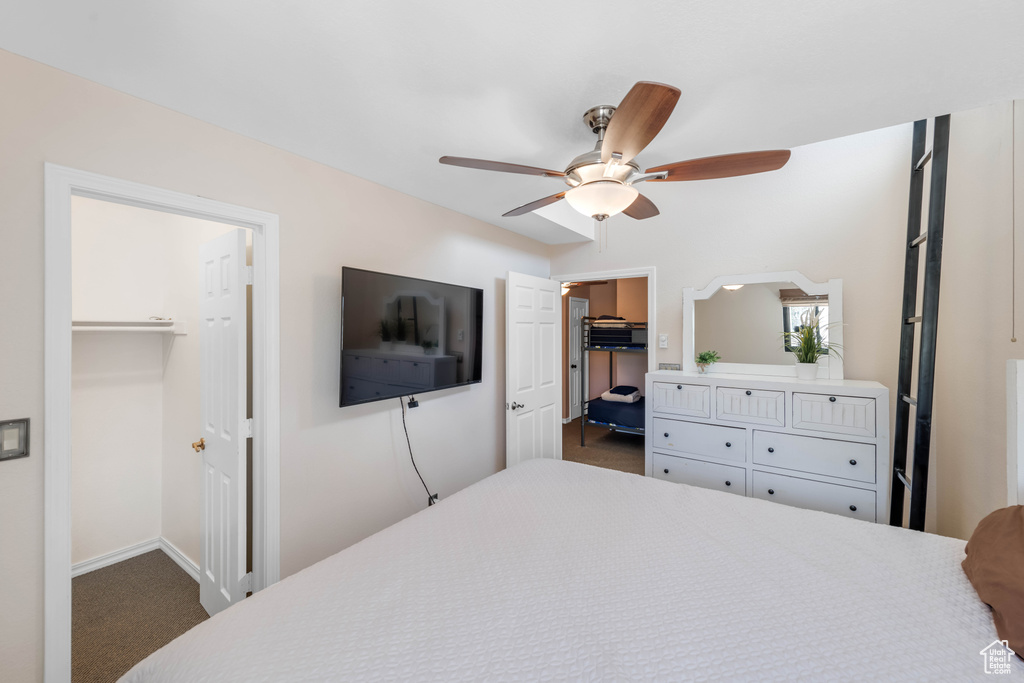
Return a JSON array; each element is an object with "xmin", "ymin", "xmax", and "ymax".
[{"xmin": 695, "ymin": 350, "xmax": 721, "ymax": 374}]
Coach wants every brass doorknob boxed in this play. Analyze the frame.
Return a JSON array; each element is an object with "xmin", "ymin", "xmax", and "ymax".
[{"xmin": 192, "ymin": 438, "xmax": 206, "ymax": 452}]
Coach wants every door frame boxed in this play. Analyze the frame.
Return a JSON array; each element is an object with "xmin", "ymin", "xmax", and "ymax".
[
  {"xmin": 43, "ymin": 164, "xmax": 281, "ymax": 682},
  {"xmin": 565, "ymin": 297, "xmax": 589, "ymax": 422},
  {"xmin": 551, "ymin": 266, "xmax": 657, "ymax": 378}
]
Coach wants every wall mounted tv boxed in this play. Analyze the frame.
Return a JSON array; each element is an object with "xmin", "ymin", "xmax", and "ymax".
[{"xmin": 340, "ymin": 267, "xmax": 484, "ymax": 407}]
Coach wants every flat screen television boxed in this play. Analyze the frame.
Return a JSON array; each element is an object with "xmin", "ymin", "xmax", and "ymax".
[{"xmin": 340, "ymin": 267, "xmax": 484, "ymax": 407}]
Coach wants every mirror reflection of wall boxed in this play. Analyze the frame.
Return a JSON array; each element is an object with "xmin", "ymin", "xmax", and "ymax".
[{"xmin": 694, "ymin": 282, "xmax": 829, "ymax": 366}]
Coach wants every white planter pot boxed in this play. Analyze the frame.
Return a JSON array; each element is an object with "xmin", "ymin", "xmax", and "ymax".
[
  {"xmin": 378, "ymin": 341, "xmax": 393, "ymax": 351},
  {"xmin": 795, "ymin": 362, "xmax": 819, "ymax": 380}
]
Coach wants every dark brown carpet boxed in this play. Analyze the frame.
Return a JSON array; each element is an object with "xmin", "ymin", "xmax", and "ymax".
[
  {"xmin": 72, "ymin": 549, "xmax": 209, "ymax": 683},
  {"xmin": 562, "ymin": 418, "xmax": 645, "ymax": 475}
]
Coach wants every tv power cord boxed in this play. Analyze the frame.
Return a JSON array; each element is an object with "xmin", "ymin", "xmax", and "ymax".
[{"xmin": 399, "ymin": 396, "xmax": 438, "ymax": 507}]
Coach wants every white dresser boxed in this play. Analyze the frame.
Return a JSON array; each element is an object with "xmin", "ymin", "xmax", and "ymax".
[
  {"xmin": 342, "ymin": 349, "xmax": 457, "ymax": 402},
  {"xmin": 645, "ymin": 371, "xmax": 890, "ymax": 523}
]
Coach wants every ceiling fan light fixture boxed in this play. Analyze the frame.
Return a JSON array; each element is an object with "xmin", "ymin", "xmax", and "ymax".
[
  {"xmin": 723, "ymin": 284, "xmax": 744, "ymax": 291},
  {"xmin": 565, "ymin": 181, "xmax": 638, "ymax": 220}
]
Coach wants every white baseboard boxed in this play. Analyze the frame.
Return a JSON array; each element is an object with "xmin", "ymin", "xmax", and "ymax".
[
  {"xmin": 159, "ymin": 537, "xmax": 200, "ymax": 582},
  {"xmin": 72, "ymin": 536, "xmax": 199, "ymax": 582},
  {"xmin": 72, "ymin": 539, "xmax": 161, "ymax": 578}
]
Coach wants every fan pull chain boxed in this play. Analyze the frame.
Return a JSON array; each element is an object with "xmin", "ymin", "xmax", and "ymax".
[{"xmin": 1014, "ymin": 100, "xmax": 1018, "ymax": 343}]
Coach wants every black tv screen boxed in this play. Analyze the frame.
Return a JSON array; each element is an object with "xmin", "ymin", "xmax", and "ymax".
[{"xmin": 340, "ymin": 268, "xmax": 484, "ymax": 406}]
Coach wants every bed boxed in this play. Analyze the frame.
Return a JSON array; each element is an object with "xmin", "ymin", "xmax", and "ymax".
[
  {"xmin": 585, "ymin": 395, "xmax": 645, "ymax": 433},
  {"xmin": 122, "ymin": 459, "xmax": 1020, "ymax": 682}
]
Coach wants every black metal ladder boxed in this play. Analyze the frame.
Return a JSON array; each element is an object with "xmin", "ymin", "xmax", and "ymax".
[{"xmin": 890, "ymin": 115, "xmax": 951, "ymax": 531}]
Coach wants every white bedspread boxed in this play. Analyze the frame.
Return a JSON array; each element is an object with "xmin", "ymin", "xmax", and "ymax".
[{"xmin": 122, "ymin": 460, "xmax": 1021, "ymax": 682}]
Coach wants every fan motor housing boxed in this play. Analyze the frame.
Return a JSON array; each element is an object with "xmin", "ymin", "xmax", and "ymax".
[{"xmin": 582, "ymin": 105, "xmax": 617, "ymax": 133}]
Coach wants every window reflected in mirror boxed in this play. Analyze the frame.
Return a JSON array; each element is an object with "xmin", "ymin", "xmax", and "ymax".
[{"xmin": 780, "ymin": 288, "xmax": 829, "ymax": 354}]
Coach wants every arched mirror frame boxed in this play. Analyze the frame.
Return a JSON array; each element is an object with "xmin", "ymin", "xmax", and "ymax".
[
  {"xmin": 383, "ymin": 290, "xmax": 446, "ymax": 353},
  {"xmin": 682, "ymin": 271, "xmax": 844, "ymax": 379}
]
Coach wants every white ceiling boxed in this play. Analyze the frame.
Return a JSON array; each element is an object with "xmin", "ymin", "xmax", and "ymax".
[{"xmin": 2, "ymin": 0, "xmax": 1023, "ymax": 244}]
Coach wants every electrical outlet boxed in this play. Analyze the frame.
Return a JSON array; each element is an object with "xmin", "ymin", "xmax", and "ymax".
[
  {"xmin": 658, "ymin": 333, "xmax": 669, "ymax": 349},
  {"xmin": 457, "ymin": 329, "xmax": 464, "ymax": 341}
]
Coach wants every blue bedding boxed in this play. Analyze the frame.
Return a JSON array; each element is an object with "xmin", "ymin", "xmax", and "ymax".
[{"xmin": 586, "ymin": 396, "xmax": 645, "ymax": 430}]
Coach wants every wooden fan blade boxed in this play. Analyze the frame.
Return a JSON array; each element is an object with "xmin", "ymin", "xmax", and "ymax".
[
  {"xmin": 439, "ymin": 156, "xmax": 565, "ymax": 177},
  {"xmin": 503, "ymin": 192, "xmax": 567, "ymax": 217},
  {"xmin": 601, "ymin": 81, "xmax": 681, "ymax": 165},
  {"xmin": 646, "ymin": 150, "xmax": 791, "ymax": 182},
  {"xmin": 622, "ymin": 192, "xmax": 659, "ymax": 220}
]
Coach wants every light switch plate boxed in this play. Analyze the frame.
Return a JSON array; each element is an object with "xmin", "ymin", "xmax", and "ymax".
[
  {"xmin": 0, "ymin": 418, "xmax": 29, "ymax": 461},
  {"xmin": 658, "ymin": 333, "xmax": 669, "ymax": 349}
]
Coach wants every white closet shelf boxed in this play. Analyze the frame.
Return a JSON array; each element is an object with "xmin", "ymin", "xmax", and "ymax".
[{"xmin": 71, "ymin": 320, "xmax": 188, "ymax": 335}]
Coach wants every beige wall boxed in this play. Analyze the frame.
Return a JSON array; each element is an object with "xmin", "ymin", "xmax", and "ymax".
[
  {"xmin": 551, "ymin": 102, "xmax": 1021, "ymax": 542},
  {"xmin": 0, "ymin": 49, "xmax": 548, "ymax": 680},
  {"xmin": 71, "ymin": 334, "xmax": 163, "ymax": 563},
  {"xmin": 614, "ymin": 277, "xmax": 647, "ymax": 392}
]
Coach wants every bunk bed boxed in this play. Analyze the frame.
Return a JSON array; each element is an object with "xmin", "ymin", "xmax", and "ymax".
[{"xmin": 580, "ymin": 316, "xmax": 647, "ymax": 446}]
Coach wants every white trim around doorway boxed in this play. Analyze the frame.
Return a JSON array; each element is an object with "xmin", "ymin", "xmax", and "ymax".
[{"xmin": 43, "ymin": 164, "xmax": 281, "ymax": 683}]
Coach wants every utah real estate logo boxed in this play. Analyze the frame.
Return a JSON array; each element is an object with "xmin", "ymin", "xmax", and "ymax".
[{"xmin": 979, "ymin": 640, "xmax": 1016, "ymax": 675}]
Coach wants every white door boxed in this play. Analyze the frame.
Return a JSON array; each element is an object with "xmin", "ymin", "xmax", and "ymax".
[
  {"xmin": 198, "ymin": 229, "xmax": 249, "ymax": 616},
  {"xmin": 506, "ymin": 272, "xmax": 561, "ymax": 467},
  {"xmin": 568, "ymin": 297, "xmax": 589, "ymax": 420}
]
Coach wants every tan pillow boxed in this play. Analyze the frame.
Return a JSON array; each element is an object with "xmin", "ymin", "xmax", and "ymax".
[{"xmin": 962, "ymin": 505, "xmax": 1024, "ymax": 658}]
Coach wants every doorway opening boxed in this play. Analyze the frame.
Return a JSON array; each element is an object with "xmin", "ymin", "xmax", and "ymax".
[
  {"xmin": 44, "ymin": 165, "xmax": 280, "ymax": 683},
  {"xmin": 552, "ymin": 268, "xmax": 656, "ymax": 475},
  {"xmin": 68, "ymin": 196, "xmax": 251, "ymax": 680}
]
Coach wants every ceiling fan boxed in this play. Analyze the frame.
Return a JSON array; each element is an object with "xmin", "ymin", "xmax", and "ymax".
[{"xmin": 439, "ymin": 81, "xmax": 791, "ymax": 222}]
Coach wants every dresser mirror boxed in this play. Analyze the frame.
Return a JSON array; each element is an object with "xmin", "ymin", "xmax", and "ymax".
[{"xmin": 683, "ymin": 271, "xmax": 844, "ymax": 379}]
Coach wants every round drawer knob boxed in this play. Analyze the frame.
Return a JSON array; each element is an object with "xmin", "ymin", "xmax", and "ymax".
[
  {"xmin": 768, "ymin": 488, "xmax": 775, "ymax": 495},
  {"xmin": 768, "ymin": 447, "xmax": 775, "ymax": 453},
  {"xmin": 676, "ymin": 384, "xmax": 682, "ymax": 389},
  {"xmin": 664, "ymin": 469, "xmax": 669, "ymax": 474},
  {"xmin": 664, "ymin": 432, "xmax": 669, "ymax": 438},
  {"xmin": 849, "ymin": 459, "xmax": 857, "ymax": 466},
  {"xmin": 725, "ymin": 442, "xmax": 732, "ymax": 448},
  {"xmin": 745, "ymin": 390, "xmax": 752, "ymax": 396},
  {"xmin": 829, "ymin": 396, "xmax": 837, "ymax": 402},
  {"xmin": 849, "ymin": 505, "xmax": 857, "ymax": 512},
  {"xmin": 725, "ymin": 480, "xmax": 732, "ymax": 486}
]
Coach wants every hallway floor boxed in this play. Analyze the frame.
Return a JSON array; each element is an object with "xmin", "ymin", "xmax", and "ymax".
[{"xmin": 562, "ymin": 418, "xmax": 644, "ymax": 475}]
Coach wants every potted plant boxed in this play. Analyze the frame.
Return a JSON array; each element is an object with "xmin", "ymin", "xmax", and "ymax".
[
  {"xmin": 783, "ymin": 310, "xmax": 841, "ymax": 380},
  {"xmin": 378, "ymin": 319, "xmax": 393, "ymax": 351},
  {"xmin": 695, "ymin": 350, "xmax": 721, "ymax": 374},
  {"xmin": 421, "ymin": 339, "xmax": 437, "ymax": 355}
]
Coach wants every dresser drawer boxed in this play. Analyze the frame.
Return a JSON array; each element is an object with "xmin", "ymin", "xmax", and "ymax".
[
  {"xmin": 652, "ymin": 382, "xmax": 711, "ymax": 418},
  {"xmin": 716, "ymin": 387, "xmax": 785, "ymax": 426},
  {"xmin": 342, "ymin": 377, "xmax": 389, "ymax": 402},
  {"xmin": 652, "ymin": 418, "xmax": 746, "ymax": 463},
  {"xmin": 752, "ymin": 431, "xmax": 875, "ymax": 484},
  {"xmin": 752, "ymin": 470, "xmax": 876, "ymax": 522},
  {"xmin": 373, "ymin": 357, "xmax": 403, "ymax": 384},
  {"xmin": 399, "ymin": 360, "xmax": 433, "ymax": 387},
  {"xmin": 653, "ymin": 452, "xmax": 745, "ymax": 495},
  {"xmin": 343, "ymin": 352, "xmax": 375, "ymax": 380},
  {"xmin": 793, "ymin": 393, "xmax": 876, "ymax": 437}
]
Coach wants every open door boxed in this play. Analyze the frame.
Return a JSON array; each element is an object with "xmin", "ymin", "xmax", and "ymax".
[
  {"xmin": 198, "ymin": 229, "xmax": 249, "ymax": 616},
  {"xmin": 506, "ymin": 271, "xmax": 561, "ymax": 467},
  {"xmin": 568, "ymin": 297, "xmax": 589, "ymax": 420}
]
